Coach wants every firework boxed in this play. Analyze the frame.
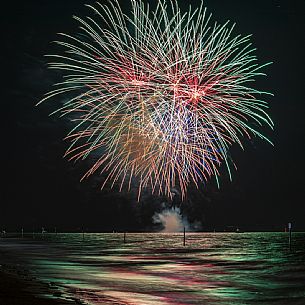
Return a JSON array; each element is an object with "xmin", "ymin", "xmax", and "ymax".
[{"xmin": 39, "ymin": 0, "xmax": 273, "ymax": 200}]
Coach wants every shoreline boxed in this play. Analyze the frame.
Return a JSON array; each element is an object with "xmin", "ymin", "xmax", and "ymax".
[
  {"xmin": 1, "ymin": 233, "xmax": 304, "ymax": 305},
  {"xmin": 0, "ymin": 247, "xmax": 83, "ymax": 305},
  {"xmin": 0, "ymin": 268, "xmax": 80, "ymax": 305}
]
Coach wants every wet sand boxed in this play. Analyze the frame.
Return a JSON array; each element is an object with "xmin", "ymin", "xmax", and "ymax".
[
  {"xmin": 0, "ymin": 271, "xmax": 78, "ymax": 305},
  {"xmin": 0, "ymin": 240, "xmax": 82, "ymax": 305},
  {"xmin": 0, "ymin": 269, "xmax": 72, "ymax": 305}
]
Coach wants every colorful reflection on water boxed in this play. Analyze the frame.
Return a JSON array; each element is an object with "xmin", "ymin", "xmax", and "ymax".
[{"xmin": 1, "ymin": 233, "xmax": 305, "ymax": 304}]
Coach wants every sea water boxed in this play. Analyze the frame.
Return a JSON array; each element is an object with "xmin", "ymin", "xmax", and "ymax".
[{"xmin": 1, "ymin": 232, "xmax": 305, "ymax": 304}]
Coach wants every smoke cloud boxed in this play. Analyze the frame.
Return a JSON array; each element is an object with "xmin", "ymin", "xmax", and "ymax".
[{"xmin": 153, "ymin": 207, "xmax": 190, "ymax": 232}]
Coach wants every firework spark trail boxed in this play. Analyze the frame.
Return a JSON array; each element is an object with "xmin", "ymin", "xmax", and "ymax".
[{"xmin": 39, "ymin": 0, "xmax": 273, "ymax": 200}]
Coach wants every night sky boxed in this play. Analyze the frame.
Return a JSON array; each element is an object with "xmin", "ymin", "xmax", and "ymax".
[{"xmin": 2, "ymin": 0, "xmax": 305, "ymax": 232}]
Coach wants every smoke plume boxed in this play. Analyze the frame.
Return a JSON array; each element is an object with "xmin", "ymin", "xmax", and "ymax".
[{"xmin": 153, "ymin": 207, "xmax": 190, "ymax": 232}]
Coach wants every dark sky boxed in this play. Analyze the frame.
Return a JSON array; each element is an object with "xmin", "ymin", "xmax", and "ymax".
[{"xmin": 2, "ymin": 0, "xmax": 305, "ymax": 232}]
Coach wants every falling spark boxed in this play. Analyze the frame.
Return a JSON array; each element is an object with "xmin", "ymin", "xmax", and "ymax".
[{"xmin": 39, "ymin": 0, "xmax": 273, "ymax": 200}]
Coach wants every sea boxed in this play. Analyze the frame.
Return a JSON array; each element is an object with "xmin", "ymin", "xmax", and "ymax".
[{"xmin": 1, "ymin": 232, "xmax": 305, "ymax": 305}]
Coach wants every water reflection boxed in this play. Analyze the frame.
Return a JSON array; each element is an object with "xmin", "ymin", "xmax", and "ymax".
[{"xmin": 1, "ymin": 233, "xmax": 305, "ymax": 304}]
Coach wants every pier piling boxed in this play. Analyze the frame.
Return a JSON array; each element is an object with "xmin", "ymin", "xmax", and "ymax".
[{"xmin": 288, "ymin": 222, "xmax": 292, "ymax": 250}]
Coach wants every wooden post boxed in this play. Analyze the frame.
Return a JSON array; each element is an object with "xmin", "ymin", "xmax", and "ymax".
[
  {"xmin": 288, "ymin": 222, "xmax": 292, "ymax": 250},
  {"xmin": 21, "ymin": 228, "xmax": 24, "ymax": 238},
  {"xmin": 82, "ymin": 228, "xmax": 85, "ymax": 241},
  {"xmin": 183, "ymin": 227, "xmax": 186, "ymax": 246},
  {"xmin": 124, "ymin": 232, "xmax": 126, "ymax": 243}
]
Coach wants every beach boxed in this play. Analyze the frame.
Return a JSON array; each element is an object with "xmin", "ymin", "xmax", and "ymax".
[
  {"xmin": 1, "ymin": 233, "xmax": 305, "ymax": 305},
  {"xmin": 0, "ymin": 238, "xmax": 81, "ymax": 305},
  {"xmin": 0, "ymin": 269, "xmax": 77, "ymax": 305}
]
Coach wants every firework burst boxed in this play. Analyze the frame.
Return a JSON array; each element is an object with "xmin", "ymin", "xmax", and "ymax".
[{"xmin": 39, "ymin": 0, "xmax": 273, "ymax": 200}]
